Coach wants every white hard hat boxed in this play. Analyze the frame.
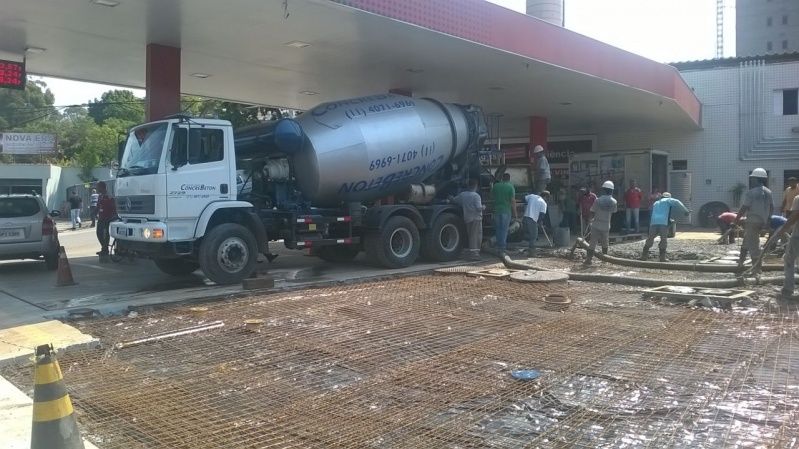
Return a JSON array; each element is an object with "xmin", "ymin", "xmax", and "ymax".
[
  {"xmin": 533, "ymin": 145, "xmax": 545, "ymax": 154},
  {"xmin": 662, "ymin": 192, "xmax": 672, "ymax": 198},
  {"xmin": 750, "ymin": 168, "xmax": 768, "ymax": 178},
  {"xmin": 602, "ymin": 180, "xmax": 615, "ymax": 190}
]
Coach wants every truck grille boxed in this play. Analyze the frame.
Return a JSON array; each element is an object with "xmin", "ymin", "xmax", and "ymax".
[{"xmin": 116, "ymin": 195, "xmax": 155, "ymax": 215}]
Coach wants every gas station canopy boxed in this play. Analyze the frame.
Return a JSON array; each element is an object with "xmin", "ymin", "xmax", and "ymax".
[{"xmin": 1, "ymin": 0, "xmax": 701, "ymax": 134}]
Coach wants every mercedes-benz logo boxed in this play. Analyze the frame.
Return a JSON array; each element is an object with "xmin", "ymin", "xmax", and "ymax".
[{"xmin": 123, "ymin": 197, "xmax": 132, "ymax": 212}]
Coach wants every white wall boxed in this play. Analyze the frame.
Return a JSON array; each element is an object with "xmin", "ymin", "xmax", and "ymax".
[{"xmin": 0, "ymin": 164, "xmax": 115, "ymax": 212}]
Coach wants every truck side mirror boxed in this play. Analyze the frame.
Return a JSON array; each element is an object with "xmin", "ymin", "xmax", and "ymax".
[{"xmin": 170, "ymin": 125, "xmax": 188, "ymax": 170}]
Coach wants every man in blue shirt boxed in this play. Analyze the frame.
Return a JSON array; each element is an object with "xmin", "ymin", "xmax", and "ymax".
[{"xmin": 641, "ymin": 192, "xmax": 689, "ymax": 262}]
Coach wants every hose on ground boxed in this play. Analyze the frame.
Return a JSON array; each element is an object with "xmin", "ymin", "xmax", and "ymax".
[
  {"xmin": 574, "ymin": 238, "xmax": 785, "ymax": 272},
  {"xmin": 481, "ymin": 247, "xmax": 784, "ymax": 288}
]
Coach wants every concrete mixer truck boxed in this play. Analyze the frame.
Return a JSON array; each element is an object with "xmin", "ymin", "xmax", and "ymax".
[{"xmin": 110, "ymin": 94, "xmax": 487, "ymax": 284}]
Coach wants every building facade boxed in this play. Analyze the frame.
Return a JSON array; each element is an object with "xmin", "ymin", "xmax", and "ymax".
[{"xmin": 737, "ymin": 0, "xmax": 799, "ymax": 57}]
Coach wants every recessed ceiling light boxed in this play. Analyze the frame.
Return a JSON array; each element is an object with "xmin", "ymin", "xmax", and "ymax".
[
  {"xmin": 190, "ymin": 73, "xmax": 211, "ymax": 79},
  {"xmin": 406, "ymin": 68, "xmax": 424, "ymax": 73},
  {"xmin": 91, "ymin": 0, "xmax": 120, "ymax": 6},
  {"xmin": 25, "ymin": 47, "xmax": 46, "ymax": 54},
  {"xmin": 299, "ymin": 90, "xmax": 318, "ymax": 95},
  {"xmin": 284, "ymin": 41, "xmax": 311, "ymax": 48},
  {"xmin": 559, "ymin": 102, "xmax": 573, "ymax": 106},
  {"xmin": 488, "ymin": 86, "xmax": 504, "ymax": 91}
]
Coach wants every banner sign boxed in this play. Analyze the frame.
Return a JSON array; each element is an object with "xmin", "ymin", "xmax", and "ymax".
[{"xmin": 0, "ymin": 133, "xmax": 57, "ymax": 154}]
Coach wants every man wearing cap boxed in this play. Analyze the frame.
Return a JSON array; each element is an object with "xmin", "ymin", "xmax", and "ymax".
[
  {"xmin": 532, "ymin": 145, "xmax": 551, "ymax": 194},
  {"xmin": 583, "ymin": 181, "xmax": 617, "ymax": 265},
  {"xmin": 642, "ymin": 192, "xmax": 689, "ymax": 262},
  {"xmin": 735, "ymin": 168, "xmax": 773, "ymax": 274},
  {"xmin": 523, "ymin": 190, "xmax": 549, "ymax": 257},
  {"xmin": 781, "ymin": 177, "xmax": 798, "ymax": 217}
]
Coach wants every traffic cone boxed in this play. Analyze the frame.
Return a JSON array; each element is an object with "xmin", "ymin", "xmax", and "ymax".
[
  {"xmin": 56, "ymin": 246, "xmax": 76, "ymax": 287},
  {"xmin": 31, "ymin": 344, "xmax": 85, "ymax": 449}
]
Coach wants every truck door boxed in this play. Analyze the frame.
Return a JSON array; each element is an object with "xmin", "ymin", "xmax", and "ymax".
[{"xmin": 166, "ymin": 125, "xmax": 231, "ymax": 240}]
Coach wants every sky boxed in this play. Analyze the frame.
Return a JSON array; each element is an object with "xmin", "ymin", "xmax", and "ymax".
[{"xmin": 34, "ymin": 0, "xmax": 734, "ymax": 107}]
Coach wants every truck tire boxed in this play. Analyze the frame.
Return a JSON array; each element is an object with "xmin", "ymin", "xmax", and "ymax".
[
  {"xmin": 421, "ymin": 213, "xmax": 463, "ymax": 262},
  {"xmin": 199, "ymin": 223, "xmax": 258, "ymax": 285},
  {"xmin": 365, "ymin": 216, "xmax": 420, "ymax": 268},
  {"xmin": 153, "ymin": 258, "xmax": 200, "ymax": 276},
  {"xmin": 314, "ymin": 245, "xmax": 360, "ymax": 263}
]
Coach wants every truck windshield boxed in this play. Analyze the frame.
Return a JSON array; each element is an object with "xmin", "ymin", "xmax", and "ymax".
[{"xmin": 118, "ymin": 123, "xmax": 168, "ymax": 177}]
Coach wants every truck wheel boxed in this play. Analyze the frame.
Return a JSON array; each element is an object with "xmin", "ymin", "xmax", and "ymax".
[
  {"xmin": 199, "ymin": 223, "xmax": 258, "ymax": 285},
  {"xmin": 421, "ymin": 213, "xmax": 463, "ymax": 262},
  {"xmin": 365, "ymin": 216, "xmax": 420, "ymax": 268},
  {"xmin": 314, "ymin": 245, "xmax": 360, "ymax": 263},
  {"xmin": 153, "ymin": 258, "xmax": 199, "ymax": 276}
]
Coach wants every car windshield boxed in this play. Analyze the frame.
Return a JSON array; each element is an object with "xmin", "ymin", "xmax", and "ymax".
[
  {"xmin": 0, "ymin": 197, "xmax": 41, "ymax": 218},
  {"xmin": 119, "ymin": 123, "xmax": 168, "ymax": 176}
]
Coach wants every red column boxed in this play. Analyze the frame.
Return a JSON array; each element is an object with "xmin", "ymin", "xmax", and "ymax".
[
  {"xmin": 145, "ymin": 44, "xmax": 181, "ymax": 121},
  {"xmin": 528, "ymin": 116, "xmax": 548, "ymax": 162}
]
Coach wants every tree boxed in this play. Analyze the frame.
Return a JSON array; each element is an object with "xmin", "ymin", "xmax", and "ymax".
[
  {"xmin": 0, "ymin": 80, "xmax": 58, "ymax": 130},
  {"xmin": 88, "ymin": 90, "xmax": 144, "ymax": 125},
  {"xmin": 75, "ymin": 125, "xmax": 118, "ymax": 181}
]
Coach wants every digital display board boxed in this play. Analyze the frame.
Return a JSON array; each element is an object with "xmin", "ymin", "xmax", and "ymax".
[{"xmin": 0, "ymin": 59, "xmax": 26, "ymax": 90}]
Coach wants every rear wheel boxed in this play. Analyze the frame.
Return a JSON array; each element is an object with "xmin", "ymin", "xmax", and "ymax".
[
  {"xmin": 199, "ymin": 223, "xmax": 258, "ymax": 285},
  {"xmin": 421, "ymin": 213, "xmax": 464, "ymax": 262},
  {"xmin": 154, "ymin": 258, "xmax": 200, "ymax": 276},
  {"xmin": 365, "ymin": 216, "xmax": 420, "ymax": 268},
  {"xmin": 314, "ymin": 245, "xmax": 360, "ymax": 263}
]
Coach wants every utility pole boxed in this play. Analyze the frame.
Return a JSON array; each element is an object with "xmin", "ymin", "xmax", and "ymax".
[{"xmin": 716, "ymin": 0, "xmax": 724, "ymax": 59}]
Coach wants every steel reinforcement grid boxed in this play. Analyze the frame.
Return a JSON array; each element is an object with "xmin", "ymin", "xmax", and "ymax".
[{"xmin": 3, "ymin": 275, "xmax": 797, "ymax": 448}]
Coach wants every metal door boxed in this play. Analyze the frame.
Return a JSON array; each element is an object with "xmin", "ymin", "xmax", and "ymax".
[{"xmin": 669, "ymin": 171, "xmax": 692, "ymax": 224}]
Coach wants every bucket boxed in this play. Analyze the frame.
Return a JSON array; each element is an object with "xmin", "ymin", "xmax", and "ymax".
[{"xmin": 554, "ymin": 227, "xmax": 570, "ymax": 247}]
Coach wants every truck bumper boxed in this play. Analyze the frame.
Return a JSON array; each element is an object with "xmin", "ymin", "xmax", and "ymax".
[
  {"xmin": 111, "ymin": 221, "xmax": 193, "ymax": 259},
  {"xmin": 111, "ymin": 220, "xmax": 169, "ymax": 243},
  {"xmin": 115, "ymin": 239, "xmax": 194, "ymax": 259}
]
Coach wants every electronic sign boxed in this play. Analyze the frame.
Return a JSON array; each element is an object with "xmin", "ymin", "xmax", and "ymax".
[{"xmin": 0, "ymin": 59, "xmax": 26, "ymax": 90}]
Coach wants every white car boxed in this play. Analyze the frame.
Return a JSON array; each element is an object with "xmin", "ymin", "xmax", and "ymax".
[{"xmin": 0, "ymin": 194, "xmax": 61, "ymax": 269}]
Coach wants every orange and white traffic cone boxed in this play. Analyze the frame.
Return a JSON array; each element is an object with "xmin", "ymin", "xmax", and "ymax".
[
  {"xmin": 55, "ymin": 246, "xmax": 76, "ymax": 287},
  {"xmin": 31, "ymin": 344, "xmax": 85, "ymax": 449}
]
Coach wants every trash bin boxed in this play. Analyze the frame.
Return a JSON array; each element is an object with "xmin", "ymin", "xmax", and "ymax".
[{"xmin": 555, "ymin": 226, "xmax": 570, "ymax": 247}]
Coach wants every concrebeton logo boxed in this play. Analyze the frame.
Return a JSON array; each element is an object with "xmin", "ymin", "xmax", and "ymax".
[{"xmin": 181, "ymin": 184, "xmax": 217, "ymax": 191}]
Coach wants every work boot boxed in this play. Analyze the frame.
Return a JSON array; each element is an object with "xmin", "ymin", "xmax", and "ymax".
[
  {"xmin": 583, "ymin": 249, "xmax": 595, "ymax": 265},
  {"xmin": 659, "ymin": 249, "xmax": 667, "ymax": 262}
]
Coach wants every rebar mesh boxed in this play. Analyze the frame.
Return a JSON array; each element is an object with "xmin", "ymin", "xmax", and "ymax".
[{"xmin": 3, "ymin": 275, "xmax": 798, "ymax": 448}]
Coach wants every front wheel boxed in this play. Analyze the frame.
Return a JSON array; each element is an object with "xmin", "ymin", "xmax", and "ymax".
[
  {"xmin": 365, "ymin": 216, "xmax": 420, "ymax": 268},
  {"xmin": 154, "ymin": 258, "xmax": 200, "ymax": 276},
  {"xmin": 199, "ymin": 223, "xmax": 258, "ymax": 285}
]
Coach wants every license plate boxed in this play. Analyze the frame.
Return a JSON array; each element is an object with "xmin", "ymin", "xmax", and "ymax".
[{"xmin": 0, "ymin": 228, "xmax": 24, "ymax": 241}]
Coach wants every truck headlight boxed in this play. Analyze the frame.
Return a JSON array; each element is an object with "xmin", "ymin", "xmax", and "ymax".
[{"xmin": 142, "ymin": 228, "xmax": 151, "ymax": 239}]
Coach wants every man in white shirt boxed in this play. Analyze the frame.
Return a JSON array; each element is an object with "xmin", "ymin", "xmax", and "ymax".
[{"xmin": 523, "ymin": 190, "xmax": 549, "ymax": 257}]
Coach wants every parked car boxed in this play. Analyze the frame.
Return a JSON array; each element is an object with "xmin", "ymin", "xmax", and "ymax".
[{"xmin": 0, "ymin": 194, "xmax": 61, "ymax": 269}]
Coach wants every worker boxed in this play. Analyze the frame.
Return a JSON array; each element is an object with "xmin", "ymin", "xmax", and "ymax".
[
  {"xmin": 717, "ymin": 211, "xmax": 739, "ymax": 244},
  {"xmin": 492, "ymin": 173, "xmax": 517, "ymax": 255},
  {"xmin": 583, "ymin": 181, "xmax": 617, "ymax": 265},
  {"xmin": 623, "ymin": 180, "xmax": 643, "ymax": 234},
  {"xmin": 523, "ymin": 190, "xmax": 549, "ymax": 257},
  {"xmin": 648, "ymin": 186, "xmax": 662, "ymax": 208},
  {"xmin": 89, "ymin": 188, "xmax": 99, "ymax": 228},
  {"xmin": 578, "ymin": 187, "xmax": 597, "ymax": 237},
  {"xmin": 765, "ymin": 193, "xmax": 799, "ymax": 299},
  {"xmin": 532, "ymin": 145, "xmax": 551, "ymax": 194},
  {"xmin": 781, "ymin": 177, "xmax": 798, "ymax": 217},
  {"xmin": 734, "ymin": 168, "xmax": 773, "ymax": 274},
  {"xmin": 95, "ymin": 181, "xmax": 117, "ymax": 257},
  {"xmin": 642, "ymin": 192, "xmax": 689, "ymax": 262},
  {"xmin": 449, "ymin": 179, "xmax": 484, "ymax": 260},
  {"xmin": 68, "ymin": 190, "xmax": 82, "ymax": 230}
]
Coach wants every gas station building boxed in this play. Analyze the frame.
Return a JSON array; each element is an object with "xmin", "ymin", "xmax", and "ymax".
[{"xmin": 1, "ymin": 0, "xmax": 798, "ymax": 224}]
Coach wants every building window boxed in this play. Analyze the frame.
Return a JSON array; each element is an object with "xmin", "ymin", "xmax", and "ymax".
[
  {"xmin": 783, "ymin": 15, "xmax": 788, "ymax": 25},
  {"xmin": 776, "ymin": 89, "xmax": 799, "ymax": 115},
  {"xmin": 767, "ymin": 17, "xmax": 773, "ymax": 26},
  {"xmin": 784, "ymin": 40, "xmax": 789, "ymax": 50},
  {"xmin": 767, "ymin": 41, "xmax": 773, "ymax": 51},
  {"xmin": 672, "ymin": 160, "xmax": 688, "ymax": 171}
]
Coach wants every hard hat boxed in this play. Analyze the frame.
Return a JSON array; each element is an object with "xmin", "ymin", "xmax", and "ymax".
[
  {"xmin": 750, "ymin": 168, "xmax": 768, "ymax": 178},
  {"xmin": 662, "ymin": 192, "xmax": 672, "ymax": 198},
  {"xmin": 533, "ymin": 145, "xmax": 545, "ymax": 154},
  {"xmin": 602, "ymin": 180, "xmax": 615, "ymax": 190}
]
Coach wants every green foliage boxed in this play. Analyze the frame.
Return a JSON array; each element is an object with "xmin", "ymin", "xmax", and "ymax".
[
  {"xmin": 0, "ymin": 80, "xmax": 58, "ymax": 130},
  {"xmin": 88, "ymin": 90, "xmax": 144, "ymax": 125},
  {"xmin": 75, "ymin": 125, "xmax": 119, "ymax": 181}
]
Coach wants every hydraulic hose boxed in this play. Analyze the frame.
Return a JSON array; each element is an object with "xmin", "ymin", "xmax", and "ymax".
[
  {"xmin": 574, "ymin": 238, "xmax": 785, "ymax": 273},
  {"xmin": 481, "ymin": 247, "xmax": 785, "ymax": 288}
]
